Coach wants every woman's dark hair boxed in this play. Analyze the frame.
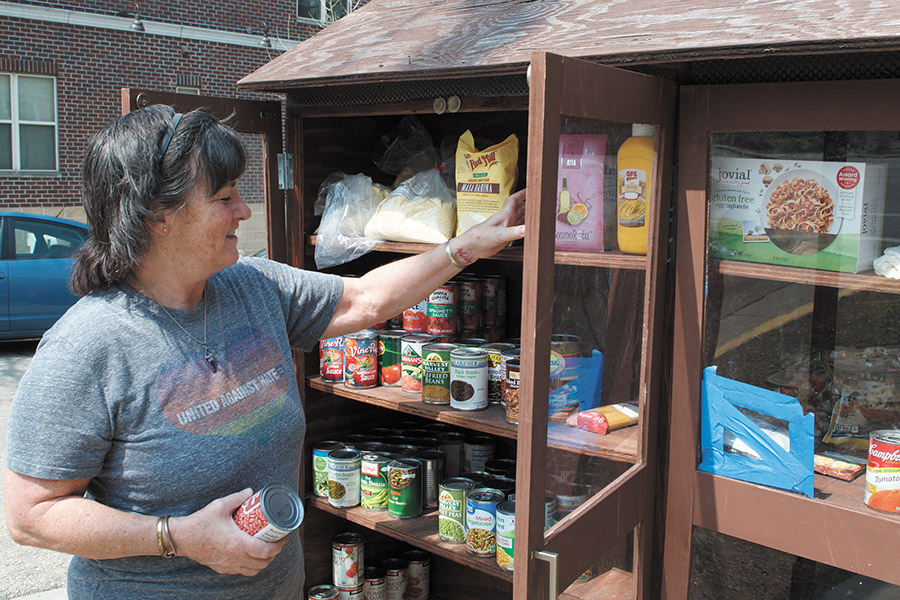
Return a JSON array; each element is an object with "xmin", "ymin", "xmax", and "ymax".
[{"xmin": 71, "ymin": 105, "xmax": 246, "ymax": 295}]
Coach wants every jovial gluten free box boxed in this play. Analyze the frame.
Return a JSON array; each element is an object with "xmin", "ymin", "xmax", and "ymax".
[{"xmin": 709, "ymin": 158, "xmax": 887, "ymax": 273}]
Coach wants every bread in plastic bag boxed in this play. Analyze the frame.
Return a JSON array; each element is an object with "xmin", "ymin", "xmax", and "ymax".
[
  {"xmin": 364, "ymin": 169, "xmax": 456, "ymax": 244},
  {"xmin": 314, "ymin": 173, "xmax": 387, "ymax": 269}
]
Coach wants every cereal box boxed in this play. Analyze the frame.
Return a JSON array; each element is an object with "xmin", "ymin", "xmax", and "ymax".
[
  {"xmin": 709, "ymin": 158, "xmax": 887, "ymax": 273},
  {"xmin": 555, "ymin": 135, "xmax": 610, "ymax": 252}
]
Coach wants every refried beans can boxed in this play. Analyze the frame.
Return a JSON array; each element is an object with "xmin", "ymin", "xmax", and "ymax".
[
  {"xmin": 421, "ymin": 343, "xmax": 456, "ymax": 405},
  {"xmin": 232, "ymin": 483, "xmax": 304, "ymax": 542},
  {"xmin": 449, "ymin": 347, "xmax": 488, "ymax": 411},
  {"xmin": 400, "ymin": 334, "xmax": 437, "ymax": 393},
  {"xmin": 309, "ymin": 584, "xmax": 341, "ymax": 600},
  {"xmin": 332, "ymin": 532, "xmax": 365, "ymax": 588},
  {"xmin": 320, "ymin": 336, "xmax": 345, "ymax": 381},
  {"xmin": 345, "ymin": 331, "xmax": 378, "ymax": 388},
  {"xmin": 402, "ymin": 549, "xmax": 431, "ymax": 600},
  {"xmin": 377, "ymin": 330, "xmax": 406, "ymax": 387},
  {"xmin": 865, "ymin": 429, "xmax": 900, "ymax": 512},
  {"xmin": 403, "ymin": 300, "xmax": 428, "ymax": 333}
]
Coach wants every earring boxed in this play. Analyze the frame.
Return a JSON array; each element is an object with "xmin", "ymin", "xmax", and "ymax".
[{"xmin": 163, "ymin": 228, "xmax": 168, "ymax": 233}]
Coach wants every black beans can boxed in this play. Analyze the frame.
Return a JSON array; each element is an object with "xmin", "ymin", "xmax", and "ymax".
[
  {"xmin": 413, "ymin": 449, "xmax": 446, "ymax": 508},
  {"xmin": 387, "ymin": 458, "xmax": 423, "ymax": 518}
]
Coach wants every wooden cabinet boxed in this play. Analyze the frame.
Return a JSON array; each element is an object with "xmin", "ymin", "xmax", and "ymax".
[{"xmin": 279, "ymin": 53, "xmax": 674, "ymax": 599}]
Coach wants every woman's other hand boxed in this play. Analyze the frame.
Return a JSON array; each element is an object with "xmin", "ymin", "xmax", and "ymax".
[{"xmin": 450, "ymin": 189, "xmax": 527, "ymax": 266}]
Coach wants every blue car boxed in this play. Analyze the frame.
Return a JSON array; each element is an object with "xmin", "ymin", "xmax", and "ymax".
[{"xmin": 0, "ymin": 212, "xmax": 90, "ymax": 340}]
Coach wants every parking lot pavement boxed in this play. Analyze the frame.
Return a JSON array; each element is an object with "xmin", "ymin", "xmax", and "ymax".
[{"xmin": 0, "ymin": 340, "xmax": 69, "ymax": 600}]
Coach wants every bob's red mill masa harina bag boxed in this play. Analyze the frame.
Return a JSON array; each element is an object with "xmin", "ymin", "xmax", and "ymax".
[{"xmin": 455, "ymin": 130, "xmax": 519, "ymax": 235}]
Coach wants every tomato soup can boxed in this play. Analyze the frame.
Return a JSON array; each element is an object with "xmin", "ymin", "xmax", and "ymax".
[
  {"xmin": 387, "ymin": 458, "xmax": 423, "ymax": 518},
  {"xmin": 345, "ymin": 331, "xmax": 378, "ymax": 388},
  {"xmin": 403, "ymin": 300, "xmax": 428, "ymax": 333},
  {"xmin": 450, "ymin": 347, "xmax": 488, "ymax": 411},
  {"xmin": 309, "ymin": 584, "xmax": 341, "ymax": 600},
  {"xmin": 360, "ymin": 452, "xmax": 392, "ymax": 511},
  {"xmin": 421, "ymin": 343, "xmax": 456, "ymax": 405},
  {"xmin": 363, "ymin": 566, "xmax": 386, "ymax": 600},
  {"xmin": 402, "ymin": 549, "xmax": 431, "ymax": 600},
  {"xmin": 332, "ymin": 532, "xmax": 365, "ymax": 588},
  {"xmin": 233, "ymin": 483, "xmax": 303, "ymax": 542},
  {"xmin": 320, "ymin": 336, "xmax": 345, "ymax": 381},
  {"xmin": 314, "ymin": 441, "xmax": 347, "ymax": 497},
  {"xmin": 464, "ymin": 435, "xmax": 496, "ymax": 472},
  {"xmin": 465, "ymin": 489, "xmax": 504, "ymax": 556},
  {"xmin": 482, "ymin": 342, "xmax": 515, "ymax": 404},
  {"xmin": 439, "ymin": 477, "xmax": 475, "ymax": 542},
  {"xmin": 327, "ymin": 449, "xmax": 362, "ymax": 508},
  {"xmin": 400, "ymin": 333, "xmax": 436, "ymax": 394},
  {"xmin": 377, "ymin": 330, "xmax": 406, "ymax": 387},
  {"xmin": 437, "ymin": 431, "xmax": 465, "ymax": 477},
  {"xmin": 865, "ymin": 430, "xmax": 900, "ymax": 512},
  {"xmin": 380, "ymin": 558, "xmax": 409, "ymax": 600},
  {"xmin": 427, "ymin": 282, "xmax": 458, "ymax": 337},
  {"xmin": 500, "ymin": 347, "xmax": 521, "ymax": 406},
  {"xmin": 504, "ymin": 358, "xmax": 521, "ymax": 424},
  {"xmin": 495, "ymin": 500, "xmax": 516, "ymax": 570}
]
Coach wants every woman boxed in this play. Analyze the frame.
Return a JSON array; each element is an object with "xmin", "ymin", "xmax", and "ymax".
[{"xmin": 3, "ymin": 105, "xmax": 525, "ymax": 598}]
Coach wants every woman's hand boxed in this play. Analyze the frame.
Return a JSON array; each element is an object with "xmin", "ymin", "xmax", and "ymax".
[
  {"xmin": 171, "ymin": 488, "xmax": 286, "ymax": 576},
  {"xmin": 449, "ymin": 189, "xmax": 527, "ymax": 266}
]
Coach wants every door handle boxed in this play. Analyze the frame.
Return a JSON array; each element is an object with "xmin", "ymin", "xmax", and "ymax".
[{"xmin": 534, "ymin": 550, "xmax": 559, "ymax": 600}]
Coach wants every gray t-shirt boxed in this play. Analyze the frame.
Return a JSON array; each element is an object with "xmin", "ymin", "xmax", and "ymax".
[{"xmin": 6, "ymin": 257, "xmax": 342, "ymax": 599}]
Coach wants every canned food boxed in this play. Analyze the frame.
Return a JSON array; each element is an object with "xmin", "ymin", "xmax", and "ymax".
[
  {"xmin": 320, "ymin": 336, "xmax": 345, "ymax": 381},
  {"xmin": 232, "ymin": 483, "xmax": 304, "ymax": 542},
  {"xmin": 328, "ymin": 449, "xmax": 362, "ymax": 508},
  {"xmin": 555, "ymin": 483, "xmax": 588, "ymax": 523},
  {"xmin": 387, "ymin": 459, "xmax": 423, "ymax": 518},
  {"xmin": 437, "ymin": 431, "xmax": 465, "ymax": 477},
  {"xmin": 413, "ymin": 449, "xmax": 446, "ymax": 508},
  {"xmin": 401, "ymin": 334, "xmax": 437, "ymax": 393},
  {"xmin": 455, "ymin": 337, "xmax": 489, "ymax": 348},
  {"xmin": 339, "ymin": 586, "xmax": 364, "ymax": 600},
  {"xmin": 504, "ymin": 358, "xmax": 521, "ymax": 424},
  {"xmin": 402, "ymin": 549, "xmax": 431, "ymax": 600},
  {"xmin": 466, "ymin": 489, "xmax": 505, "ymax": 556},
  {"xmin": 363, "ymin": 566, "xmax": 386, "ymax": 600},
  {"xmin": 500, "ymin": 347, "xmax": 521, "ymax": 407},
  {"xmin": 367, "ymin": 427, "xmax": 397, "ymax": 440},
  {"xmin": 427, "ymin": 282, "xmax": 458, "ymax": 337},
  {"xmin": 332, "ymin": 532, "xmax": 365, "ymax": 588},
  {"xmin": 309, "ymin": 584, "xmax": 341, "ymax": 600},
  {"xmin": 450, "ymin": 347, "xmax": 488, "ymax": 411},
  {"xmin": 380, "ymin": 558, "xmax": 409, "ymax": 600},
  {"xmin": 482, "ymin": 475, "xmax": 516, "ymax": 499},
  {"xmin": 360, "ymin": 452, "xmax": 392, "ymax": 511},
  {"xmin": 549, "ymin": 334, "xmax": 582, "ymax": 391},
  {"xmin": 342, "ymin": 434, "xmax": 371, "ymax": 448},
  {"xmin": 345, "ymin": 331, "xmax": 378, "ymax": 388},
  {"xmin": 422, "ymin": 422, "xmax": 453, "ymax": 434},
  {"xmin": 457, "ymin": 277, "xmax": 484, "ymax": 333},
  {"xmin": 495, "ymin": 500, "xmax": 515, "ymax": 570},
  {"xmin": 866, "ymin": 429, "xmax": 900, "ymax": 512},
  {"xmin": 484, "ymin": 458, "xmax": 517, "ymax": 478},
  {"xmin": 377, "ymin": 330, "xmax": 406, "ymax": 387},
  {"xmin": 481, "ymin": 275, "xmax": 506, "ymax": 328},
  {"xmin": 464, "ymin": 435, "xmax": 496, "ymax": 472},
  {"xmin": 482, "ymin": 342, "xmax": 515, "ymax": 404},
  {"xmin": 354, "ymin": 441, "xmax": 385, "ymax": 453},
  {"xmin": 403, "ymin": 300, "xmax": 428, "ymax": 333},
  {"xmin": 458, "ymin": 471, "xmax": 490, "ymax": 485},
  {"xmin": 314, "ymin": 441, "xmax": 347, "ymax": 497},
  {"xmin": 421, "ymin": 343, "xmax": 456, "ymax": 405},
  {"xmin": 438, "ymin": 477, "xmax": 475, "ymax": 542}
]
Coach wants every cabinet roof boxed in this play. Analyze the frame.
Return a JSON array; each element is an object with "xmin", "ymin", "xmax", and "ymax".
[{"xmin": 238, "ymin": 0, "xmax": 900, "ymax": 91}]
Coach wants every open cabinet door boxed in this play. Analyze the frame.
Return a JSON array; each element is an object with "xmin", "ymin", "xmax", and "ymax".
[
  {"xmin": 121, "ymin": 89, "xmax": 285, "ymax": 263},
  {"xmin": 515, "ymin": 53, "xmax": 675, "ymax": 599}
]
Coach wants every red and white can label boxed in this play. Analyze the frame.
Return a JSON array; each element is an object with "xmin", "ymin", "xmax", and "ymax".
[
  {"xmin": 320, "ymin": 336, "xmax": 345, "ymax": 381},
  {"xmin": 345, "ymin": 333, "xmax": 377, "ymax": 388},
  {"xmin": 333, "ymin": 532, "xmax": 365, "ymax": 588},
  {"xmin": 403, "ymin": 300, "xmax": 428, "ymax": 333},
  {"xmin": 865, "ymin": 430, "xmax": 900, "ymax": 512}
]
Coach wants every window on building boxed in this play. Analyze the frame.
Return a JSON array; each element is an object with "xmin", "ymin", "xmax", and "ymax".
[
  {"xmin": 0, "ymin": 73, "xmax": 58, "ymax": 172},
  {"xmin": 297, "ymin": 0, "xmax": 358, "ymax": 23},
  {"xmin": 176, "ymin": 86, "xmax": 200, "ymax": 95}
]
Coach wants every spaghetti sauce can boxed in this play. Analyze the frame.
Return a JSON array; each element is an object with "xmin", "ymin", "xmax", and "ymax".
[
  {"xmin": 232, "ymin": 483, "xmax": 304, "ymax": 542},
  {"xmin": 320, "ymin": 336, "xmax": 345, "ymax": 381},
  {"xmin": 427, "ymin": 282, "xmax": 458, "ymax": 337},
  {"xmin": 345, "ymin": 331, "xmax": 378, "ymax": 388},
  {"xmin": 865, "ymin": 430, "xmax": 900, "ymax": 512},
  {"xmin": 403, "ymin": 300, "xmax": 428, "ymax": 333}
]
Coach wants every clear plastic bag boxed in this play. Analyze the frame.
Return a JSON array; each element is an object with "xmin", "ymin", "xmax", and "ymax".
[
  {"xmin": 314, "ymin": 173, "xmax": 387, "ymax": 269},
  {"xmin": 375, "ymin": 116, "xmax": 440, "ymax": 183},
  {"xmin": 363, "ymin": 169, "xmax": 456, "ymax": 244}
]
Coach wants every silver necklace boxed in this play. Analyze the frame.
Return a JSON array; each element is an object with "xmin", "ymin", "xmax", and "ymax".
[{"xmin": 132, "ymin": 274, "xmax": 218, "ymax": 372}]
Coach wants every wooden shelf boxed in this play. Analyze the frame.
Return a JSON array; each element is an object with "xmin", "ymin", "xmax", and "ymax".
[
  {"xmin": 309, "ymin": 378, "xmax": 639, "ymax": 462},
  {"xmin": 711, "ymin": 259, "xmax": 900, "ymax": 294},
  {"xmin": 306, "ymin": 235, "xmax": 648, "ymax": 270}
]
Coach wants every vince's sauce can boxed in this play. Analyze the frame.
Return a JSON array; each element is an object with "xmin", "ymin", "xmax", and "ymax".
[
  {"xmin": 403, "ymin": 549, "xmax": 431, "ymax": 600},
  {"xmin": 320, "ymin": 336, "xmax": 345, "ymax": 381},
  {"xmin": 866, "ymin": 430, "xmax": 900, "ymax": 512},
  {"xmin": 232, "ymin": 483, "xmax": 304, "ymax": 542},
  {"xmin": 332, "ymin": 532, "xmax": 365, "ymax": 588},
  {"xmin": 377, "ymin": 330, "xmax": 406, "ymax": 387},
  {"xmin": 345, "ymin": 331, "xmax": 378, "ymax": 388}
]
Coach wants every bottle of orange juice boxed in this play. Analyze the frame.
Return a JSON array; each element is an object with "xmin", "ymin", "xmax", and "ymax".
[{"xmin": 616, "ymin": 124, "xmax": 655, "ymax": 255}]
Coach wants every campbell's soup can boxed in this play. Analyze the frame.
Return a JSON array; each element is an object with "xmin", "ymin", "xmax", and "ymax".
[
  {"xmin": 377, "ymin": 330, "xmax": 406, "ymax": 387},
  {"xmin": 345, "ymin": 331, "xmax": 378, "ymax": 388},
  {"xmin": 427, "ymin": 282, "xmax": 458, "ymax": 337},
  {"xmin": 866, "ymin": 430, "xmax": 900, "ymax": 512},
  {"xmin": 332, "ymin": 532, "xmax": 365, "ymax": 588},
  {"xmin": 320, "ymin": 336, "xmax": 345, "ymax": 381},
  {"xmin": 402, "ymin": 549, "xmax": 431, "ymax": 600},
  {"xmin": 313, "ymin": 441, "xmax": 347, "ymax": 497},
  {"xmin": 403, "ymin": 299, "xmax": 428, "ymax": 333},
  {"xmin": 309, "ymin": 584, "xmax": 341, "ymax": 600},
  {"xmin": 400, "ymin": 333, "xmax": 436, "ymax": 394},
  {"xmin": 232, "ymin": 483, "xmax": 304, "ymax": 542},
  {"xmin": 363, "ymin": 566, "xmax": 386, "ymax": 600}
]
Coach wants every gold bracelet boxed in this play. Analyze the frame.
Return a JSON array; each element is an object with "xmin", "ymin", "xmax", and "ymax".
[
  {"xmin": 156, "ymin": 515, "xmax": 177, "ymax": 559},
  {"xmin": 445, "ymin": 240, "xmax": 465, "ymax": 269}
]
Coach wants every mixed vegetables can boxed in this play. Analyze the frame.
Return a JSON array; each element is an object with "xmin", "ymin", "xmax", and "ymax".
[{"xmin": 465, "ymin": 489, "xmax": 505, "ymax": 556}]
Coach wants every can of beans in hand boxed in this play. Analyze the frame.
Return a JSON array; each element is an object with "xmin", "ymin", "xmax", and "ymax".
[
  {"xmin": 504, "ymin": 358, "xmax": 521, "ymax": 424},
  {"xmin": 387, "ymin": 458, "xmax": 423, "ymax": 518},
  {"xmin": 327, "ymin": 449, "xmax": 362, "ymax": 508},
  {"xmin": 450, "ymin": 347, "xmax": 488, "ymax": 411},
  {"xmin": 437, "ymin": 431, "xmax": 465, "ymax": 477},
  {"xmin": 233, "ymin": 483, "xmax": 304, "ymax": 542},
  {"xmin": 344, "ymin": 331, "xmax": 378, "ymax": 389},
  {"xmin": 403, "ymin": 300, "xmax": 428, "ymax": 333},
  {"xmin": 308, "ymin": 584, "xmax": 341, "ymax": 600},
  {"xmin": 499, "ymin": 347, "xmax": 521, "ymax": 407},
  {"xmin": 360, "ymin": 452, "xmax": 392, "ymax": 511},
  {"xmin": 463, "ymin": 435, "xmax": 496, "ymax": 472},
  {"xmin": 866, "ymin": 430, "xmax": 900, "ymax": 512},
  {"xmin": 438, "ymin": 477, "xmax": 475, "ymax": 542},
  {"xmin": 427, "ymin": 282, "xmax": 458, "ymax": 338},
  {"xmin": 482, "ymin": 342, "xmax": 515, "ymax": 404},
  {"xmin": 377, "ymin": 330, "xmax": 406, "ymax": 387},
  {"xmin": 413, "ymin": 449, "xmax": 446, "ymax": 508},
  {"xmin": 420, "ymin": 342, "xmax": 455, "ymax": 405},
  {"xmin": 400, "ymin": 333, "xmax": 436, "ymax": 394},
  {"xmin": 363, "ymin": 566, "xmax": 386, "ymax": 600},
  {"xmin": 465, "ymin": 489, "xmax": 505, "ymax": 556},
  {"xmin": 320, "ymin": 336, "xmax": 345, "ymax": 381},
  {"xmin": 332, "ymin": 532, "xmax": 365, "ymax": 588},
  {"xmin": 380, "ymin": 558, "xmax": 409, "ymax": 600},
  {"xmin": 314, "ymin": 441, "xmax": 347, "ymax": 497},
  {"xmin": 495, "ymin": 500, "xmax": 516, "ymax": 571},
  {"xmin": 402, "ymin": 549, "xmax": 431, "ymax": 600}
]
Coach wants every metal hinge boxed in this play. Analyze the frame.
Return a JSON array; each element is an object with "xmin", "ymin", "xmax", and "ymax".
[{"xmin": 277, "ymin": 153, "xmax": 293, "ymax": 190}]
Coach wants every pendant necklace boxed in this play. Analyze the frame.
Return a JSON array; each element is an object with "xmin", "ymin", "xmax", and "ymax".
[{"xmin": 132, "ymin": 274, "xmax": 218, "ymax": 372}]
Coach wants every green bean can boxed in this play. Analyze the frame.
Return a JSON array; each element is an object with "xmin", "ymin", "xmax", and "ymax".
[
  {"xmin": 421, "ymin": 343, "xmax": 456, "ymax": 405},
  {"xmin": 360, "ymin": 452, "xmax": 392, "ymax": 510},
  {"xmin": 495, "ymin": 500, "xmax": 516, "ymax": 571},
  {"xmin": 327, "ymin": 449, "xmax": 362, "ymax": 508},
  {"xmin": 387, "ymin": 459, "xmax": 422, "ymax": 518},
  {"xmin": 465, "ymin": 489, "xmax": 505, "ymax": 556},
  {"xmin": 438, "ymin": 477, "xmax": 475, "ymax": 542}
]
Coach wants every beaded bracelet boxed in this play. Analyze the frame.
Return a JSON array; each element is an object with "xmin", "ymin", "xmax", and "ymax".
[
  {"xmin": 445, "ymin": 240, "xmax": 465, "ymax": 269},
  {"xmin": 156, "ymin": 515, "xmax": 177, "ymax": 559}
]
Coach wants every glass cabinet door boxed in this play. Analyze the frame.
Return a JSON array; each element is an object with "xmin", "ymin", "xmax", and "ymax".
[{"xmin": 516, "ymin": 53, "xmax": 676, "ymax": 600}]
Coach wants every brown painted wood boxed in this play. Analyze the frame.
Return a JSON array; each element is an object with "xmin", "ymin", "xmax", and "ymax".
[
  {"xmin": 712, "ymin": 259, "xmax": 900, "ymax": 293},
  {"xmin": 239, "ymin": 0, "xmax": 900, "ymax": 91}
]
